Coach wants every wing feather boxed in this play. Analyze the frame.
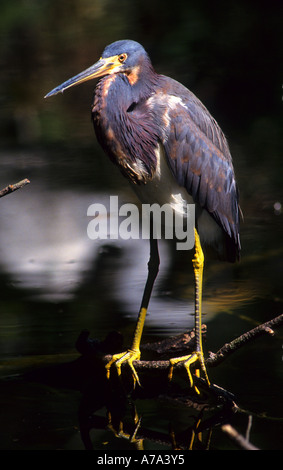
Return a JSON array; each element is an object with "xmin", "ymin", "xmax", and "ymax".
[{"xmin": 156, "ymin": 77, "xmax": 240, "ymax": 259}]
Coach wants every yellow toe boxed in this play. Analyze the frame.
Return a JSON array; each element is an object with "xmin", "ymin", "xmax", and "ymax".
[{"xmin": 106, "ymin": 349, "xmax": 141, "ymax": 385}]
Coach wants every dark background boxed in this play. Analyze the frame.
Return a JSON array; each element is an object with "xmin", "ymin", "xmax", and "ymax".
[{"xmin": 0, "ymin": 0, "xmax": 282, "ymax": 450}]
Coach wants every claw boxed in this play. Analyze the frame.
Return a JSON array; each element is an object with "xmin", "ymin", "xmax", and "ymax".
[
  {"xmin": 107, "ymin": 409, "xmax": 144, "ymax": 449},
  {"xmin": 169, "ymin": 351, "xmax": 210, "ymax": 394},
  {"xmin": 105, "ymin": 349, "xmax": 141, "ymax": 386}
]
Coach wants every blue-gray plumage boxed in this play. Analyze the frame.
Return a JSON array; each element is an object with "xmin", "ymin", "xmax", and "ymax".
[
  {"xmin": 45, "ymin": 39, "xmax": 241, "ymax": 392},
  {"xmin": 91, "ymin": 40, "xmax": 240, "ymax": 262}
]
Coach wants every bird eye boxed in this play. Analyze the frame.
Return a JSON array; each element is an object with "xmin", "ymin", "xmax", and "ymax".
[{"xmin": 118, "ymin": 53, "xmax": 127, "ymax": 63}]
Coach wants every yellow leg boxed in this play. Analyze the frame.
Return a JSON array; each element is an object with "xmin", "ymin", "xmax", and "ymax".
[
  {"xmin": 105, "ymin": 307, "xmax": 147, "ymax": 386},
  {"xmin": 107, "ymin": 409, "xmax": 144, "ymax": 449},
  {"xmin": 106, "ymin": 231, "xmax": 159, "ymax": 386},
  {"xmin": 169, "ymin": 228, "xmax": 210, "ymax": 393}
]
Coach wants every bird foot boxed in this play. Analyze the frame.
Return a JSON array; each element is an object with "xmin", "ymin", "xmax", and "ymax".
[
  {"xmin": 107, "ymin": 410, "xmax": 144, "ymax": 449},
  {"xmin": 168, "ymin": 351, "xmax": 210, "ymax": 394},
  {"xmin": 105, "ymin": 349, "xmax": 141, "ymax": 386}
]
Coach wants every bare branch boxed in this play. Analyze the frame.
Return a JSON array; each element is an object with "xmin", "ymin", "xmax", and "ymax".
[
  {"xmin": 97, "ymin": 313, "xmax": 283, "ymax": 373},
  {"xmin": 221, "ymin": 424, "xmax": 259, "ymax": 450},
  {"xmin": 206, "ymin": 313, "xmax": 283, "ymax": 367},
  {"xmin": 0, "ymin": 179, "xmax": 30, "ymax": 198}
]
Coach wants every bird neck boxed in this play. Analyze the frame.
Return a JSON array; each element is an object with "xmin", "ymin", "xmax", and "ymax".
[
  {"xmin": 126, "ymin": 61, "xmax": 159, "ymax": 102},
  {"xmin": 92, "ymin": 70, "xmax": 160, "ymax": 184}
]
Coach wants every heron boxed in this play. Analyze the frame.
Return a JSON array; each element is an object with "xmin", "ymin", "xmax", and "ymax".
[{"xmin": 45, "ymin": 39, "xmax": 241, "ymax": 393}]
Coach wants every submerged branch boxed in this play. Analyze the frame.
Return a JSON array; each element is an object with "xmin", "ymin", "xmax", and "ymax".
[{"xmin": 0, "ymin": 178, "xmax": 30, "ymax": 198}]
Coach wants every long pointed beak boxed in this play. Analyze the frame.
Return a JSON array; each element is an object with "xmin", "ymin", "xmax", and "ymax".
[{"xmin": 44, "ymin": 56, "xmax": 119, "ymax": 98}]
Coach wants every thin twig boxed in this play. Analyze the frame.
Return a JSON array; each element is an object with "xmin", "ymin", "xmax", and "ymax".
[
  {"xmin": 206, "ymin": 313, "xmax": 283, "ymax": 367},
  {"xmin": 221, "ymin": 424, "xmax": 259, "ymax": 450},
  {"xmin": 0, "ymin": 179, "xmax": 30, "ymax": 198}
]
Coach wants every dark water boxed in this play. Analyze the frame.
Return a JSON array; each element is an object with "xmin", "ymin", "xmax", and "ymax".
[{"xmin": 0, "ymin": 0, "xmax": 282, "ymax": 451}]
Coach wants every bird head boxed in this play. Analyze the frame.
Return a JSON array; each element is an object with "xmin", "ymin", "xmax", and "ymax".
[{"xmin": 45, "ymin": 40, "xmax": 151, "ymax": 98}]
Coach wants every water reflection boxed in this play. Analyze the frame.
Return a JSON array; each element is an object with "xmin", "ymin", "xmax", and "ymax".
[
  {"xmin": 0, "ymin": 176, "xmax": 190, "ymax": 329},
  {"xmin": 0, "ymin": 188, "xmax": 98, "ymax": 301},
  {"xmin": 21, "ymin": 330, "xmax": 239, "ymax": 451},
  {"xmin": 0, "ymin": 149, "xmax": 282, "ymax": 450},
  {"xmin": 0, "ymin": 175, "xmax": 253, "ymax": 332}
]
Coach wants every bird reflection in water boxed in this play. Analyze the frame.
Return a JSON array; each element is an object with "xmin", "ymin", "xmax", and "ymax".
[{"xmin": 74, "ymin": 331, "xmax": 236, "ymax": 451}]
